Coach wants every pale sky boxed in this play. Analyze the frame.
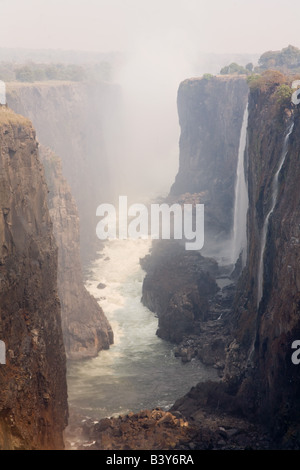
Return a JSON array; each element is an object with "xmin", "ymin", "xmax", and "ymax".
[{"xmin": 0, "ymin": 0, "xmax": 299, "ymax": 55}]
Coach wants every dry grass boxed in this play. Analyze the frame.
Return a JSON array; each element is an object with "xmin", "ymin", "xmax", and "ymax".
[{"xmin": 0, "ymin": 105, "xmax": 31, "ymax": 126}]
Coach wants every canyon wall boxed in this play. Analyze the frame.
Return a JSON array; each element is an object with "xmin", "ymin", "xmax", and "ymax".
[
  {"xmin": 6, "ymin": 82, "xmax": 116, "ymax": 360},
  {"xmin": 142, "ymin": 76, "xmax": 248, "ymax": 345},
  {"xmin": 224, "ymin": 76, "xmax": 300, "ymax": 435},
  {"xmin": 0, "ymin": 106, "xmax": 68, "ymax": 449},
  {"xmin": 7, "ymin": 81, "xmax": 121, "ymax": 263},
  {"xmin": 40, "ymin": 145, "xmax": 113, "ymax": 360},
  {"xmin": 171, "ymin": 75, "xmax": 248, "ymax": 244},
  {"xmin": 169, "ymin": 73, "xmax": 300, "ymax": 444}
]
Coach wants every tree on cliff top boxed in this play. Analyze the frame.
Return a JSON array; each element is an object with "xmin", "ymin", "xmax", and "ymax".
[
  {"xmin": 258, "ymin": 45, "xmax": 300, "ymax": 72},
  {"xmin": 220, "ymin": 62, "xmax": 247, "ymax": 75}
]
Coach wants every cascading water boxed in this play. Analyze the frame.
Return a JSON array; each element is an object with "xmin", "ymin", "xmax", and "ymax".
[
  {"xmin": 231, "ymin": 103, "xmax": 249, "ymax": 266},
  {"xmin": 257, "ymin": 121, "xmax": 294, "ymax": 307}
]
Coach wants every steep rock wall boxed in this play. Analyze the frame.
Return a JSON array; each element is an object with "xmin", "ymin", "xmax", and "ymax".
[
  {"xmin": 172, "ymin": 75, "xmax": 300, "ymax": 445},
  {"xmin": 225, "ymin": 78, "xmax": 300, "ymax": 435},
  {"xmin": 40, "ymin": 145, "xmax": 113, "ymax": 360},
  {"xmin": 142, "ymin": 76, "xmax": 248, "ymax": 346},
  {"xmin": 7, "ymin": 81, "xmax": 121, "ymax": 263},
  {"xmin": 0, "ymin": 107, "xmax": 68, "ymax": 449},
  {"xmin": 171, "ymin": 75, "xmax": 248, "ymax": 241},
  {"xmin": 6, "ymin": 82, "xmax": 116, "ymax": 360}
]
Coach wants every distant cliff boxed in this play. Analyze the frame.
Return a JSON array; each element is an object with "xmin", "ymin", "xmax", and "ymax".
[
  {"xmin": 6, "ymin": 82, "xmax": 116, "ymax": 360},
  {"xmin": 40, "ymin": 145, "xmax": 113, "ymax": 360},
  {"xmin": 142, "ymin": 76, "xmax": 248, "ymax": 346},
  {"xmin": 171, "ymin": 76, "xmax": 248, "ymax": 241},
  {"xmin": 7, "ymin": 81, "xmax": 121, "ymax": 263},
  {"xmin": 0, "ymin": 107, "xmax": 68, "ymax": 449}
]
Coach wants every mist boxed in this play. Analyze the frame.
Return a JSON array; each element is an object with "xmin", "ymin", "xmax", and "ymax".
[
  {"xmin": 102, "ymin": 30, "xmax": 198, "ymax": 202},
  {"xmin": 1, "ymin": 0, "xmax": 299, "ymax": 202}
]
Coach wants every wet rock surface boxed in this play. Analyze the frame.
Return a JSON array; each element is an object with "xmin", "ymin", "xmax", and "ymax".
[{"xmin": 65, "ymin": 405, "xmax": 273, "ymax": 450}]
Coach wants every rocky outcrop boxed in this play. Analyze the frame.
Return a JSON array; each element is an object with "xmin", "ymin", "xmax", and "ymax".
[
  {"xmin": 40, "ymin": 145, "xmax": 113, "ymax": 360},
  {"xmin": 141, "ymin": 240, "xmax": 219, "ymax": 343},
  {"xmin": 171, "ymin": 75, "xmax": 248, "ymax": 241},
  {"xmin": 66, "ymin": 405, "xmax": 272, "ymax": 450},
  {"xmin": 6, "ymin": 81, "xmax": 121, "ymax": 263},
  {"xmin": 67, "ymin": 408, "xmax": 191, "ymax": 451},
  {"xmin": 0, "ymin": 107, "xmax": 68, "ymax": 449}
]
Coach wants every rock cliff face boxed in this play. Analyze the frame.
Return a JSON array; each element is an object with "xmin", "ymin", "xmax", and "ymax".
[
  {"xmin": 223, "ymin": 78, "xmax": 300, "ymax": 437},
  {"xmin": 0, "ymin": 107, "xmax": 68, "ymax": 449},
  {"xmin": 40, "ymin": 145, "xmax": 113, "ymax": 360},
  {"xmin": 7, "ymin": 81, "xmax": 121, "ymax": 263},
  {"xmin": 171, "ymin": 76, "xmax": 248, "ymax": 241},
  {"xmin": 168, "ymin": 74, "xmax": 300, "ymax": 444},
  {"xmin": 141, "ymin": 76, "xmax": 248, "ymax": 348},
  {"xmin": 6, "ymin": 82, "xmax": 115, "ymax": 360}
]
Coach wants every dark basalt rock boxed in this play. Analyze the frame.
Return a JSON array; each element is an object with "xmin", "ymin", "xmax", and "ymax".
[
  {"xmin": 0, "ymin": 108, "xmax": 68, "ymax": 449},
  {"xmin": 141, "ymin": 240, "xmax": 219, "ymax": 343}
]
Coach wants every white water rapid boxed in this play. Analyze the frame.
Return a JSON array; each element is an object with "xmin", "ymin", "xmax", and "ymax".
[{"xmin": 67, "ymin": 238, "xmax": 218, "ymax": 420}]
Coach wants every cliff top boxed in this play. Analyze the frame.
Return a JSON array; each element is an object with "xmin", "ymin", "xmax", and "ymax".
[
  {"xmin": 6, "ymin": 80, "xmax": 78, "ymax": 89},
  {"xmin": 181, "ymin": 74, "xmax": 247, "ymax": 86},
  {"xmin": 0, "ymin": 105, "xmax": 31, "ymax": 126},
  {"xmin": 6, "ymin": 81, "xmax": 83, "ymax": 96}
]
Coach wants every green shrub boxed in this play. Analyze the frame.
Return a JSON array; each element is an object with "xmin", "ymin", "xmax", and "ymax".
[
  {"xmin": 202, "ymin": 73, "xmax": 214, "ymax": 80},
  {"xmin": 274, "ymin": 84, "xmax": 293, "ymax": 107},
  {"xmin": 220, "ymin": 62, "xmax": 247, "ymax": 75}
]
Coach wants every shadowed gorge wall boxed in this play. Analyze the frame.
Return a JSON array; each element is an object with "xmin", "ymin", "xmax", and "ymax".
[
  {"xmin": 40, "ymin": 145, "xmax": 113, "ymax": 360},
  {"xmin": 225, "ymin": 80, "xmax": 300, "ymax": 434},
  {"xmin": 169, "ymin": 74, "xmax": 300, "ymax": 443},
  {"xmin": 7, "ymin": 81, "xmax": 122, "ymax": 263},
  {"xmin": 171, "ymin": 75, "xmax": 248, "ymax": 244},
  {"xmin": 6, "ymin": 82, "xmax": 116, "ymax": 360},
  {"xmin": 0, "ymin": 107, "xmax": 68, "ymax": 449},
  {"xmin": 142, "ymin": 76, "xmax": 249, "ymax": 346}
]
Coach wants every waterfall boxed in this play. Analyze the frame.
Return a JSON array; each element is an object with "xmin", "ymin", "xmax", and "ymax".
[
  {"xmin": 232, "ymin": 104, "xmax": 249, "ymax": 265},
  {"xmin": 257, "ymin": 121, "xmax": 294, "ymax": 307}
]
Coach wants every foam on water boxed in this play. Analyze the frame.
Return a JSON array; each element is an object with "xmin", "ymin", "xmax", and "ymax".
[{"xmin": 67, "ymin": 238, "xmax": 218, "ymax": 419}]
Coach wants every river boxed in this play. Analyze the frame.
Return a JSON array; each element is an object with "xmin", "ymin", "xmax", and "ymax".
[{"xmin": 67, "ymin": 238, "xmax": 218, "ymax": 420}]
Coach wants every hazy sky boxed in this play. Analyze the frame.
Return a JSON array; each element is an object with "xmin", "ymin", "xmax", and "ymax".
[
  {"xmin": 0, "ymin": 0, "xmax": 299, "ymax": 55},
  {"xmin": 1, "ymin": 0, "xmax": 299, "ymax": 198}
]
